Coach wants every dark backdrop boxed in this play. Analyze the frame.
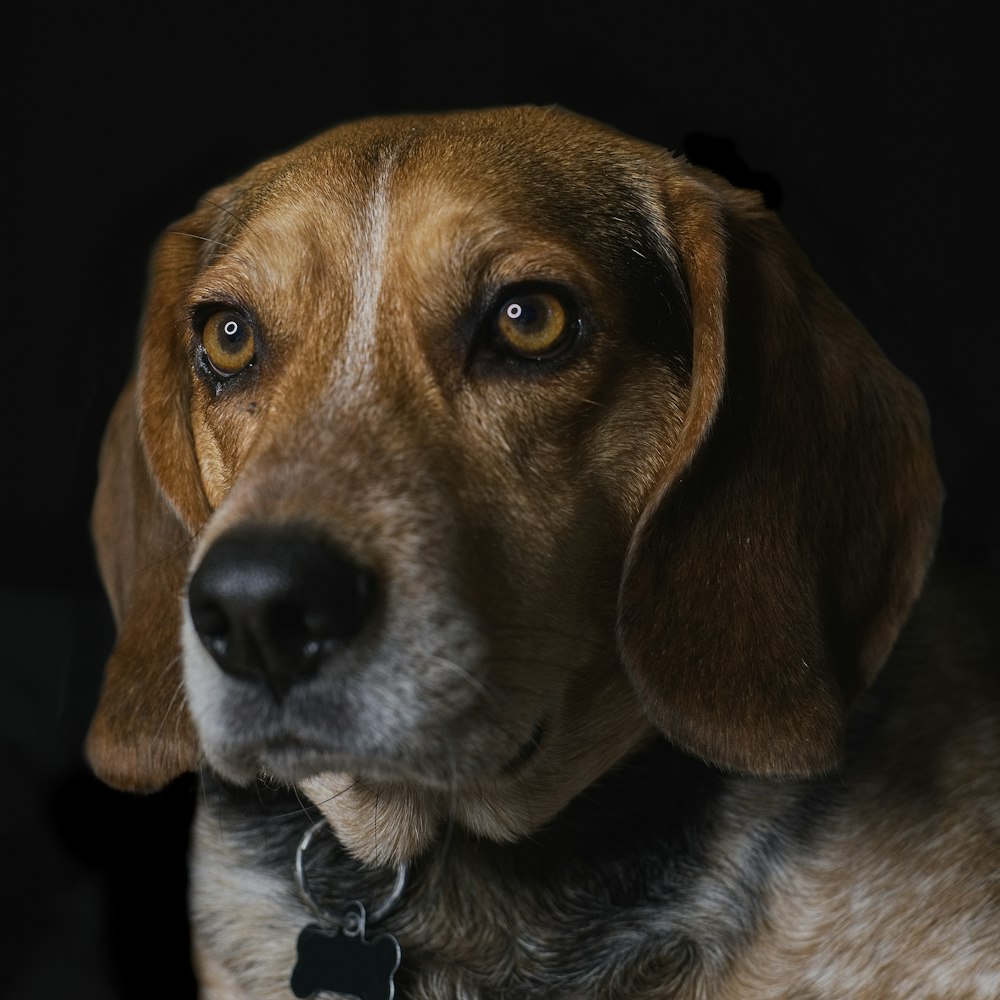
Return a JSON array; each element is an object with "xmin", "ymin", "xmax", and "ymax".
[{"xmin": 6, "ymin": 5, "xmax": 996, "ymax": 998}]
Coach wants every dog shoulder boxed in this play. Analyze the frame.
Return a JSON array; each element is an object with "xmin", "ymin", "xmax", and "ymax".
[{"xmin": 728, "ymin": 569, "xmax": 1000, "ymax": 997}]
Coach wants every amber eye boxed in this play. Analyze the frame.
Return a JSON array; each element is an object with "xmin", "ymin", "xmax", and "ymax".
[
  {"xmin": 201, "ymin": 309, "xmax": 256, "ymax": 377},
  {"xmin": 494, "ymin": 290, "xmax": 573, "ymax": 359}
]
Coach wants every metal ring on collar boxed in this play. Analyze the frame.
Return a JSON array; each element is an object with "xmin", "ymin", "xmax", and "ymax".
[{"xmin": 294, "ymin": 818, "xmax": 409, "ymax": 926}]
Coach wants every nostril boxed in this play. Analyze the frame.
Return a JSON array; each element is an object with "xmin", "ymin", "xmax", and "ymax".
[
  {"xmin": 186, "ymin": 526, "xmax": 377, "ymax": 699},
  {"xmin": 266, "ymin": 595, "xmax": 361, "ymax": 662},
  {"xmin": 299, "ymin": 569, "xmax": 373, "ymax": 642},
  {"xmin": 188, "ymin": 597, "xmax": 236, "ymax": 669}
]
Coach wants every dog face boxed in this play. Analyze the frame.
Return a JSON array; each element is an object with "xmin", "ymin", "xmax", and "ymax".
[{"xmin": 86, "ymin": 106, "xmax": 942, "ymax": 865}]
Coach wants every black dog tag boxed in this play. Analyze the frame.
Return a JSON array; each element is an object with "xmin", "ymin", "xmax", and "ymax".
[{"xmin": 290, "ymin": 902, "xmax": 401, "ymax": 1000}]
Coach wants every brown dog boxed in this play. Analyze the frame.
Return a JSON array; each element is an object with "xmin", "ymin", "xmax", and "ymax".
[{"xmin": 86, "ymin": 106, "xmax": 999, "ymax": 998}]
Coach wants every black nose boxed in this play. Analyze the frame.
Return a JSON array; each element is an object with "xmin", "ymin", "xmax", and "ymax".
[{"xmin": 187, "ymin": 527, "xmax": 375, "ymax": 701}]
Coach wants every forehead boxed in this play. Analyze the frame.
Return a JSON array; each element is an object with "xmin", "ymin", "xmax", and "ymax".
[{"xmin": 210, "ymin": 108, "xmax": 663, "ymax": 274}]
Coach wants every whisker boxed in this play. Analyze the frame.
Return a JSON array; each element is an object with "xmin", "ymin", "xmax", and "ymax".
[
  {"xmin": 408, "ymin": 651, "xmax": 554, "ymax": 748},
  {"xmin": 166, "ymin": 230, "xmax": 232, "ymax": 249},
  {"xmin": 289, "ymin": 783, "xmax": 317, "ymax": 822},
  {"xmin": 202, "ymin": 198, "xmax": 260, "ymax": 238},
  {"xmin": 282, "ymin": 776, "xmax": 363, "ymax": 819},
  {"xmin": 153, "ymin": 659, "xmax": 187, "ymax": 745},
  {"xmin": 200, "ymin": 198, "xmax": 272, "ymax": 258},
  {"xmin": 420, "ymin": 651, "xmax": 492, "ymax": 699}
]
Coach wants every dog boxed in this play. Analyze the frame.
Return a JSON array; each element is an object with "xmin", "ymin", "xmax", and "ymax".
[{"xmin": 85, "ymin": 105, "xmax": 999, "ymax": 998}]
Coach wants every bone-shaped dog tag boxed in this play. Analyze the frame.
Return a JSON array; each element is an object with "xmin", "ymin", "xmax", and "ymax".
[{"xmin": 290, "ymin": 902, "xmax": 401, "ymax": 1000}]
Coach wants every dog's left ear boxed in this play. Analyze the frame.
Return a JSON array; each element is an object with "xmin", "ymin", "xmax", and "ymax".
[{"xmin": 618, "ymin": 164, "xmax": 943, "ymax": 777}]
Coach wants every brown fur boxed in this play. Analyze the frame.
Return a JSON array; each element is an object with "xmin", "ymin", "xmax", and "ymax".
[{"xmin": 86, "ymin": 106, "xmax": 998, "ymax": 997}]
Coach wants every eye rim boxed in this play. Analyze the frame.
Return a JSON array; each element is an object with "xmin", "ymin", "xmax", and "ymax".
[
  {"xmin": 488, "ymin": 284, "xmax": 582, "ymax": 363},
  {"xmin": 194, "ymin": 304, "xmax": 259, "ymax": 382}
]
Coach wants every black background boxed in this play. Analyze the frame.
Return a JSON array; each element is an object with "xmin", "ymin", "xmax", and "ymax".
[{"xmin": 6, "ymin": 5, "xmax": 997, "ymax": 998}]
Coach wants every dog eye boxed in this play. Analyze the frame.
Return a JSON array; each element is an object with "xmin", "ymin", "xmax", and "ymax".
[
  {"xmin": 493, "ymin": 290, "xmax": 574, "ymax": 359},
  {"xmin": 201, "ymin": 309, "xmax": 256, "ymax": 377}
]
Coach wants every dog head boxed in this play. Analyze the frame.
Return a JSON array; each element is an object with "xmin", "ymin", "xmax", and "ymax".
[{"xmin": 86, "ymin": 106, "xmax": 942, "ymax": 863}]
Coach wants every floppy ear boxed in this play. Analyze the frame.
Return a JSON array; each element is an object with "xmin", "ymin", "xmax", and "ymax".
[
  {"xmin": 618, "ymin": 167, "xmax": 943, "ymax": 777},
  {"xmin": 86, "ymin": 221, "xmax": 214, "ymax": 792}
]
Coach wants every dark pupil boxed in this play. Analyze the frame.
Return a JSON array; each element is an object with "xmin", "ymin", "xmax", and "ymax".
[
  {"xmin": 220, "ymin": 316, "xmax": 245, "ymax": 352},
  {"xmin": 507, "ymin": 299, "xmax": 541, "ymax": 331}
]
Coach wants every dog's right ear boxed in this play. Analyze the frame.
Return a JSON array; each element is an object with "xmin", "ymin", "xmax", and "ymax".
[
  {"xmin": 84, "ymin": 206, "xmax": 222, "ymax": 791},
  {"xmin": 85, "ymin": 379, "xmax": 202, "ymax": 791}
]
